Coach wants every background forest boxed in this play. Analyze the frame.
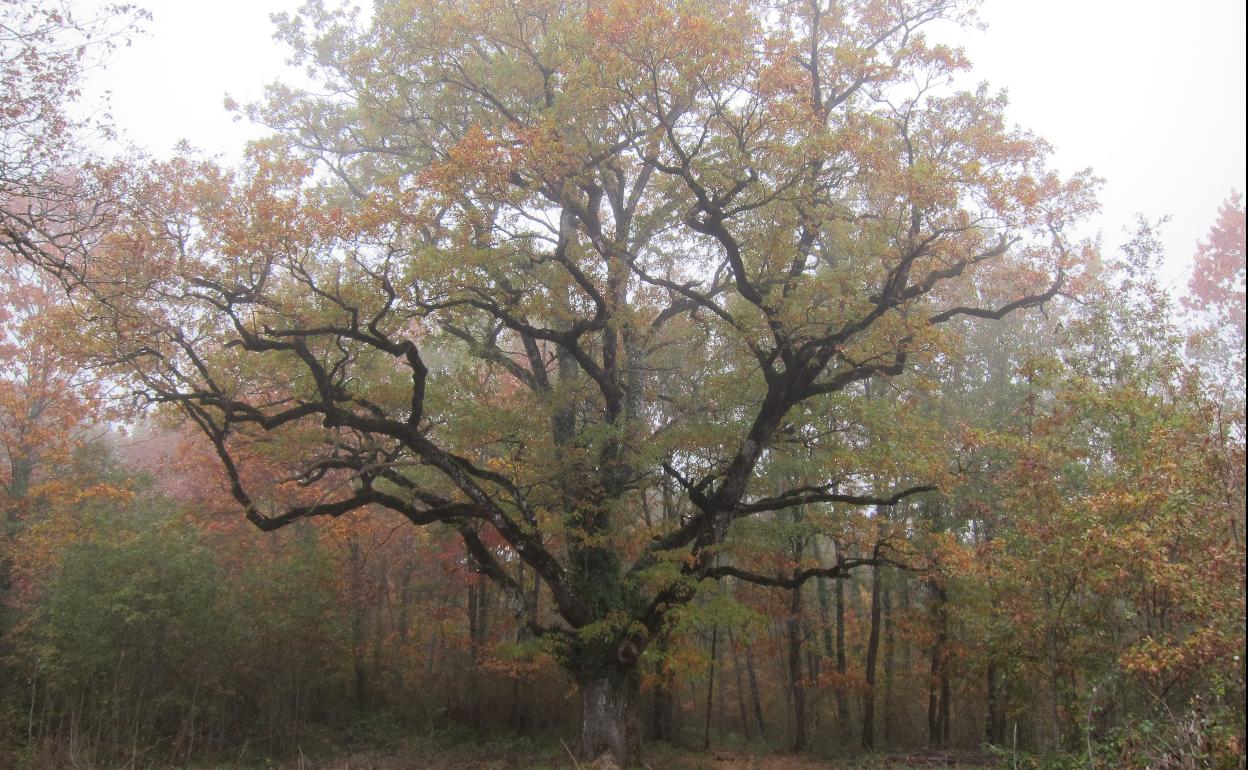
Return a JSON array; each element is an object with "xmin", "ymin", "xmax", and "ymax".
[{"xmin": 1, "ymin": 1, "xmax": 1244, "ymax": 769}]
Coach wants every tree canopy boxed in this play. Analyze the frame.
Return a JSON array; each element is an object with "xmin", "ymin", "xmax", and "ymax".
[
  {"xmin": 2, "ymin": 1, "xmax": 1241, "ymax": 768},
  {"xmin": 8, "ymin": 1, "xmax": 1099, "ymax": 764}
]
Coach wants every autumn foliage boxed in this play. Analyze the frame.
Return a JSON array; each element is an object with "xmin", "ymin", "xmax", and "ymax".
[{"xmin": 0, "ymin": 1, "xmax": 1244, "ymax": 768}]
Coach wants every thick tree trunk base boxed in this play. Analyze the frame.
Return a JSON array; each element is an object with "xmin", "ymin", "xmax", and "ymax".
[{"xmin": 579, "ymin": 669, "xmax": 641, "ymax": 768}]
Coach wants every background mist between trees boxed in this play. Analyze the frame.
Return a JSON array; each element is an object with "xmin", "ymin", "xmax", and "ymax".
[{"xmin": 0, "ymin": 0, "xmax": 1244, "ymax": 768}]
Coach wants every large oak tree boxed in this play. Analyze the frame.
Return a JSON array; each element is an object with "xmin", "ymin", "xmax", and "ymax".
[{"xmin": 10, "ymin": 0, "xmax": 1096, "ymax": 764}]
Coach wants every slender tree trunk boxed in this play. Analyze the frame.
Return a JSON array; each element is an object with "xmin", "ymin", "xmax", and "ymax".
[
  {"xmin": 745, "ymin": 643, "xmax": 767, "ymax": 741},
  {"xmin": 788, "ymin": 583, "xmax": 807, "ymax": 752},
  {"xmin": 883, "ymin": 583, "xmax": 895, "ymax": 744},
  {"xmin": 986, "ymin": 662, "xmax": 1005, "ymax": 745},
  {"xmin": 861, "ymin": 563, "xmax": 882, "ymax": 749},
  {"xmin": 927, "ymin": 583, "xmax": 948, "ymax": 748},
  {"xmin": 900, "ymin": 576, "xmax": 912, "ymax": 735},
  {"xmin": 552, "ymin": 348, "xmax": 577, "ymax": 445},
  {"xmin": 816, "ymin": 573, "xmax": 835, "ymax": 658},
  {"xmin": 7, "ymin": 454, "xmax": 34, "ymax": 505},
  {"xmin": 511, "ymin": 562, "xmax": 530, "ymax": 732},
  {"xmin": 805, "ymin": 640, "xmax": 820, "ymax": 736},
  {"xmin": 939, "ymin": 669, "xmax": 951, "ymax": 746},
  {"xmin": 927, "ymin": 641, "xmax": 940, "ymax": 747},
  {"xmin": 835, "ymin": 574, "xmax": 851, "ymax": 741},
  {"xmin": 650, "ymin": 478, "xmax": 679, "ymax": 733},
  {"xmin": 729, "ymin": 630, "xmax": 750, "ymax": 739},
  {"xmin": 715, "ymin": 632, "xmax": 728, "ymax": 743},
  {"xmin": 466, "ymin": 578, "xmax": 491, "ymax": 726},
  {"xmin": 703, "ymin": 625, "xmax": 718, "ymax": 751}
]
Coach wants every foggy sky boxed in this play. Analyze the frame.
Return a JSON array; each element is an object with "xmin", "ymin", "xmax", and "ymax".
[{"xmin": 84, "ymin": 0, "xmax": 1247, "ymax": 288}]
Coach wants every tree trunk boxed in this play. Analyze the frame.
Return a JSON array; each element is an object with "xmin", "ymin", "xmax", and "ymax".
[
  {"xmin": 939, "ymin": 669, "xmax": 951, "ymax": 746},
  {"xmin": 816, "ymin": 573, "xmax": 835, "ymax": 659},
  {"xmin": 927, "ymin": 582, "xmax": 948, "ymax": 748},
  {"xmin": 466, "ymin": 579, "xmax": 485, "ymax": 725},
  {"xmin": 745, "ymin": 643, "xmax": 767, "ymax": 740},
  {"xmin": 835, "ymin": 573, "xmax": 851, "ymax": 741},
  {"xmin": 7, "ymin": 453, "xmax": 34, "ymax": 506},
  {"xmin": 883, "ymin": 582, "xmax": 895, "ymax": 743},
  {"xmin": 861, "ymin": 563, "xmax": 882, "ymax": 749},
  {"xmin": 510, "ymin": 563, "xmax": 531, "ymax": 732},
  {"xmin": 580, "ymin": 667, "xmax": 642, "ymax": 768},
  {"xmin": 787, "ymin": 583, "xmax": 807, "ymax": 752},
  {"xmin": 927, "ymin": 640, "xmax": 940, "ymax": 747},
  {"xmin": 729, "ymin": 631, "xmax": 751, "ymax": 738},
  {"xmin": 986, "ymin": 662, "xmax": 1005, "ymax": 745},
  {"xmin": 703, "ymin": 625, "xmax": 717, "ymax": 751}
]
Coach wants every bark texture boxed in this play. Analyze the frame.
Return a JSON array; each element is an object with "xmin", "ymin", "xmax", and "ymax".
[{"xmin": 580, "ymin": 668, "xmax": 642, "ymax": 768}]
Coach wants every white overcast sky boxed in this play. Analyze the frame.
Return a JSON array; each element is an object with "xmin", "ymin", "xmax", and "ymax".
[{"xmin": 84, "ymin": 0, "xmax": 1247, "ymax": 289}]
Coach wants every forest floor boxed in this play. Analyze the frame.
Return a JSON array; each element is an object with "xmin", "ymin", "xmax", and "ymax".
[
  {"xmin": 8, "ymin": 726, "xmax": 1002, "ymax": 769},
  {"xmin": 185, "ymin": 733, "xmax": 1000, "ymax": 770}
]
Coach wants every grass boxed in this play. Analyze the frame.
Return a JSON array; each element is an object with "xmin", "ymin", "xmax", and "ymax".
[
  {"xmin": 5, "ymin": 720, "xmax": 1002, "ymax": 769},
  {"xmin": 177, "ymin": 731, "xmax": 1000, "ymax": 770}
]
